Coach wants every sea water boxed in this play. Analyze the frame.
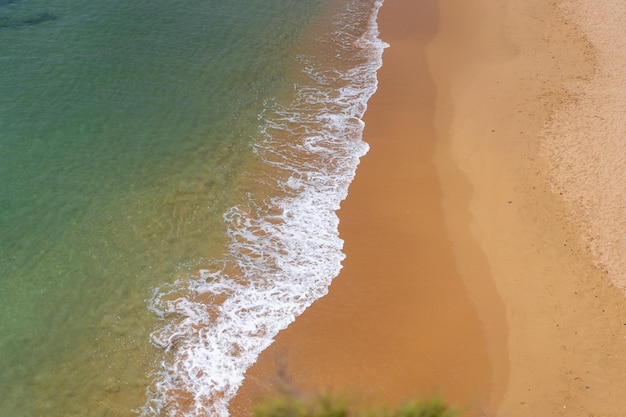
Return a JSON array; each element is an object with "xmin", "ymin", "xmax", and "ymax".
[{"xmin": 0, "ymin": 0, "xmax": 386, "ymax": 416}]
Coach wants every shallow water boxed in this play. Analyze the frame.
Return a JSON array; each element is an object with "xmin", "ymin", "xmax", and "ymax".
[{"xmin": 0, "ymin": 0, "xmax": 385, "ymax": 415}]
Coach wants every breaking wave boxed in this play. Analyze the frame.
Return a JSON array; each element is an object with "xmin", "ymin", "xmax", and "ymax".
[{"xmin": 139, "ymin": 1, "xmax": 388, "ymax": 416}]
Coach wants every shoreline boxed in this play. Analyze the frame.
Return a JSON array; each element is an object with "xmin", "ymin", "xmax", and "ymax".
[
  {"xmin": 231, "ymin": 0, "xmax": 626, "ymax": 416},
  {"xmin": 230, "ymin": 0, "xmax": 504, "ymax": 415}
]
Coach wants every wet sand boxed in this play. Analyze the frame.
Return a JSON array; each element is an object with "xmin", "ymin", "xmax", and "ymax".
[
  {"xmin": 231, "ymin": 0, "xmax": 626, "ymax": 416},
  {"xmin": 231, "ymin": 0, "xmax": 506, "ymax": 415}
]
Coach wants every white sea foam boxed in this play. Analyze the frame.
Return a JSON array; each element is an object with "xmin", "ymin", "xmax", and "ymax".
[{"xmin": 139, "ymin": 1, "xmax": 388, "ymax": 416}]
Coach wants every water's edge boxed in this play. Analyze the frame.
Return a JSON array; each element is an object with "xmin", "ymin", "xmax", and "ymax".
[{"xmin": 139, "ymin": 2, "xmax": 388, "ymax": 416}]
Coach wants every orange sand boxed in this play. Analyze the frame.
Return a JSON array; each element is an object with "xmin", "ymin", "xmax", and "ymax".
[
  {"xmin": 231, "ymin": 0, "xmax": 505, "ymax": 415},
  {"xmin": 231, "ymin": 0, "xmax": 626, "ymax": 416},
  {"xmin": 429, "ymin": 0, "xmax": 626, "ymax": 415}
]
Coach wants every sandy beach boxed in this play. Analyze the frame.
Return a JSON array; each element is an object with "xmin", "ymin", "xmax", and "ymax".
[
  {"xmin": 428, "ymin": 0, "xmax": 626, "ymax": 414},
  {"xmin": 231, "ymin": 0, "xmax": 626, "ymax": 416}
]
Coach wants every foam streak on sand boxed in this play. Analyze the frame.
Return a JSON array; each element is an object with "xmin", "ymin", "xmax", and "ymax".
[
  {"xmin": 138, "ymin": 2, "xmax": 387, "ymax": 416},
  {"xmin": 543, "ymin": 0, "xmax": 626, "ymax": 287}
]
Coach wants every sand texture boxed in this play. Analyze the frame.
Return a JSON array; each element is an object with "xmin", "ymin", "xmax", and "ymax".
[
  {"xmin": 428, "ymin": 0, "xmax": 626, "ymax": 415},
  {"xmin": 542, "ymin": 0, "xmax": 626, "ymax": 288}
]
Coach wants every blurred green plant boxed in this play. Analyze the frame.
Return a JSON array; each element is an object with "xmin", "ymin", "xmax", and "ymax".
[{"xmin": 252, "ymin": 393, "xmax": 458, "ymax": 417}]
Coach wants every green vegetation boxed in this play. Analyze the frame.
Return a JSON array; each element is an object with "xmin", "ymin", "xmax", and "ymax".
[{"xmin": 253, "ymin": 394, "xmax": 459, "ymax": 417}]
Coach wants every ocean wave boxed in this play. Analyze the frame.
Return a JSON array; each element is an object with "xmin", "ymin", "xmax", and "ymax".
[{"xmin": 138, "ymin": 1, "xmax": 388, "ymax": 416}]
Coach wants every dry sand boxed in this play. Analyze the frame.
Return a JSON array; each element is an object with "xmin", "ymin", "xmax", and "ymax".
[
  {"xmin": 429, "ymin": 0, "xmax": 626, "ymax": 415},
  {"xmin": 231, "ymin": 0, "xmax": 626, "ymax": 416},
  {"xmin": 542, "ymin": 0, "xmax": 626, "ymax": 289}
]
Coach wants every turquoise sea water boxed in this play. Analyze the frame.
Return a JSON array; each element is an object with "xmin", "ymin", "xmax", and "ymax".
[{"xmin": 0, "ymin": 0, "xmax": 385, "ymax": 415}]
